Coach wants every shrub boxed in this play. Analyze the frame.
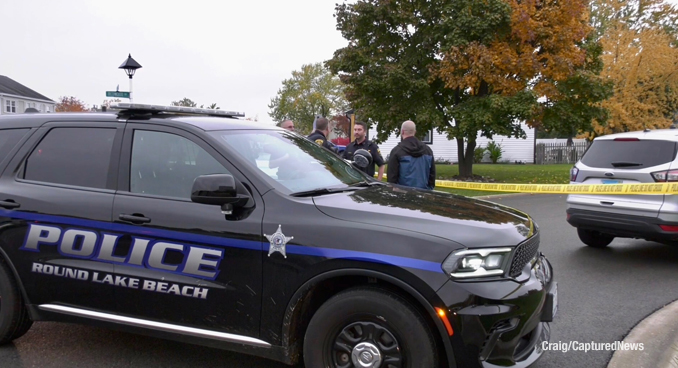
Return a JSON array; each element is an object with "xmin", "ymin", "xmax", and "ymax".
[
  {"xmin": 486, "ymin": 141, "xmax": 503, "ymax": 164},
  {"xmin": 474, "ymin": 145, "xmax": 485, "ymax": 163}
]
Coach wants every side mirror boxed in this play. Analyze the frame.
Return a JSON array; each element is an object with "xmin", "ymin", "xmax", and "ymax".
[{"xmin": 191, "ymin": 174, "xmax": 250, "ymax": 210}]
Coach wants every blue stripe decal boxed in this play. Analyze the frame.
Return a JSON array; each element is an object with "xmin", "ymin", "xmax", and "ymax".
[
  {"xmin": 286, "ymin": 245, "xmax": 444, "ymax": 273},
  {"xmin": 2, "ymin": 210, "xmax": 443, "ymax": 273}
]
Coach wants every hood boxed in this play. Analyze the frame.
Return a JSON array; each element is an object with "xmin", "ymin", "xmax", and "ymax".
[
  {"xmin": 400, "ymin": 137, "xmax": 430, "ymax": 157},
  {"xmin": 313, "ymin": 185, "xmax": 534, "ymax": 248}
]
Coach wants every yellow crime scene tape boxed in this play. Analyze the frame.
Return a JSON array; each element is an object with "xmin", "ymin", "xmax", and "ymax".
[
  {"xmin": 433, "ymin": 180, "xmax": 678, "ymax": 195},
  {"xmin": 378, "ymin": 175, "xmax": 678, "ymax": 194}
]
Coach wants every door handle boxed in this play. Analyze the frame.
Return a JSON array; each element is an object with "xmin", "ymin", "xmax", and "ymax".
[
  {"xmin": 0, "ymin": 200, "xmax": 20, "ymax": 209},
  {"xmin": 118, "ymin": 213, "xmax": 151, "ymax": 224}
]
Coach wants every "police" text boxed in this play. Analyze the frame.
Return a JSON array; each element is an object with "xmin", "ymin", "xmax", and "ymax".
[{"xmin": 22, "ymin": 224, "xmax": 224, "ymax": 280}]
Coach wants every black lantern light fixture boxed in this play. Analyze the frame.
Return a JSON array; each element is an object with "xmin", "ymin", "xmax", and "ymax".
[{"xmin": 118, "ymin": 54, "xmax": 142, "ymax": 102}]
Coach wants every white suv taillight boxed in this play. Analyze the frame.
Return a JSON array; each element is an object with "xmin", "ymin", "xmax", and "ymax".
[
  {"xmin": 651, "ymin": 170, "xmax": 678, "ymax": 182},
  {"xmin": 570, "ymin": 166, "xmax": 579, "ymax": 182}
]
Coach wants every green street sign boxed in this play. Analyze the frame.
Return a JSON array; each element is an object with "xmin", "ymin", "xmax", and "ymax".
[{"xmin": 106, "ymin": 91, "xmax": 130, "ymax": 98}]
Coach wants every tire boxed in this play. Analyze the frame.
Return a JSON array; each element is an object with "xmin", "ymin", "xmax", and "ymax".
[
  {"xmin": 577, "ymin": 228, "xmax": 614, "ymax": 248},
  {"xmin": 303, "ymin": 287, "xmax": 437, "ymax": 368},
  {"xmin": 0, "ymin": 258, "xmax": 33, "ymax": 344}
]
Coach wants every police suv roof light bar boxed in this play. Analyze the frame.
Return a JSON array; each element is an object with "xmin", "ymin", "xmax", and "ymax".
[{"xmin": 109, "ymin": 102, "xmax": 246, "ymax": 118}]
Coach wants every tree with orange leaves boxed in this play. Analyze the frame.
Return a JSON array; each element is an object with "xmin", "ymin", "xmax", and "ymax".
[
  {"xmin": 589, "ymin": 0, "xmax": 678, "ymax": 136},
  {"xmin": 328, "ymin": 0, "xmax": 610, "ymax": 176},
  {"xmin": 55, "ymin": 96, "xmax": 88, "ymax": 112}
]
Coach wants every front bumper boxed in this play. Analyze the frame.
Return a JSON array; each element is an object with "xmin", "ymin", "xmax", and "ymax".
[
  {"xmin": 436, "ymin": 253, "xmax": 555, "ymax": 368},
  {"xmin": 566, "ymin": 208, "xmax": 678, "ymax": 242}
]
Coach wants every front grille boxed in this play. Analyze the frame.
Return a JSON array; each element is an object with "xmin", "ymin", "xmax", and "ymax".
[{"xmin": 509, "ymin": 232, "xmax": 540, "ymax": 278}]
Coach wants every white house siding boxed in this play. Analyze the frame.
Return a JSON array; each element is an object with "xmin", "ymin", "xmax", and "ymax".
[
  {"xmin": 0, "ymin": 95, "xmax": 56, "ymax": 115},
  {"xmin": 368, "ymin": 122, "xmax": 536, "ymax": 163}
]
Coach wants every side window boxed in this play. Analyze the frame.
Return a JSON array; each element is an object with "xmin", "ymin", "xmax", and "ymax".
[
  {"xmin": 130, "ymin": 130, "xmax": 230, "ymax": 198},
  {"xmin": 0, "ymin": 128, "xmax": 30, "ymax": 159},
  {"xmin": 24, "ymin": 128, "xmax": 116, "ymax": 189}
]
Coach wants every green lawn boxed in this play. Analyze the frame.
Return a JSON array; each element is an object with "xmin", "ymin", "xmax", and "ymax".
[{"xmin": 386, "ymin": 163, "xmax": 573, "ymax": 197}]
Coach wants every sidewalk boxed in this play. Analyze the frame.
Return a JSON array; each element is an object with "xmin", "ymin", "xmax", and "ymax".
[{"xmin": 607, "ymin": 299, "xmax": 678, "ymax": 368}]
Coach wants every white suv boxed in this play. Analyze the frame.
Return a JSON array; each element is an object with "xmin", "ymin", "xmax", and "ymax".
[{"xmin": 566, "ymin": 128, "xmax": 678, "ymax": 247}]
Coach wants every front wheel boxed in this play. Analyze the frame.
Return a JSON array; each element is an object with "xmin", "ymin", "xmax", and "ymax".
[
  {"xmin": 303, "ymin": 287, "xmax": 437, "ymax": 368},
  {"xmin": 577, "ymin": 228, "xmax": 614, "ymax": 248},
  {"xmin": 0, "ymin": 258, "xmax": 33, "ymax": 344}
]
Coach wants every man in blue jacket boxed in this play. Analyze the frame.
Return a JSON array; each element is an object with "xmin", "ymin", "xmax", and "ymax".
[{"xmin": 387, "ymin": 120, "xmax": 436, "ymax": 190}]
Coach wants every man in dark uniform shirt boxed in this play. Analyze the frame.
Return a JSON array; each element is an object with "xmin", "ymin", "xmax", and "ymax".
[
  {"xmin": 307, "ymin": 117, "xmax": 337, "ymax": 153},
  {"xmin": 342, "ymin": 121, "xmax": 385, "ymax": 181}
]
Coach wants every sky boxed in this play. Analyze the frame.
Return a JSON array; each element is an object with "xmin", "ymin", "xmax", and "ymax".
[
  {"xmin": 2, "ymin": 0, "xmax": 677, "ymax": 126},
  {"xmin": 0, "ymin": 0, "xmax": 350, "ymax": 125}
]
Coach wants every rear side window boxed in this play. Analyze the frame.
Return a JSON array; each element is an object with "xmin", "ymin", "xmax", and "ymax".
[
  {"xmin": 0, "ymin": 129, "xmax": 30, "ymax": 159},
  {"xmin": 581, "ymin": 140, "xmax": 677, "ymax": 169},
  {"xmin": 24, "ymin": 128, "xmax": 116, "ymax": 189}
]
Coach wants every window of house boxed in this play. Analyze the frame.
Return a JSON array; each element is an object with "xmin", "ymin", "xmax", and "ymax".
[
  {"xmin": 24, "ymin": 127, "xmax": 117, "ymax": 189},
  {"xmin": 421, "ymin": 129, "xmax": 433, "ymax": 144},
  {"xmin": 5, "ymin": 100, "xmax": 16, "ymax": 113},
  {"xmin": 130, "ymin": 130, "xmax": 230, "ymax": 199}
]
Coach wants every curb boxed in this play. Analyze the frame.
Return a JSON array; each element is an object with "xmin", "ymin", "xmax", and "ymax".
[{"xmin": 607, "ymin": 299, "xmax": 678, "ymax": 368}]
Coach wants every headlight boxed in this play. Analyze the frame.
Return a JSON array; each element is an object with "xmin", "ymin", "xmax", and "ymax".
[{"xmin": 442, "ymin": 248, "xmax": 513, "ymax": 278}]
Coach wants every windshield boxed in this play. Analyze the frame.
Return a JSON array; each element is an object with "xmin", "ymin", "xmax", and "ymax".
[{"xmin": 209, "ymin": 130, "xmax": 368, "ymax": 193}]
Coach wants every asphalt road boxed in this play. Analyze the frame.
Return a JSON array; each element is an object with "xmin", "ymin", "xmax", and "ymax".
[
  {"xmin": 501, "ymin": 194, "xmax": 678, "ymax": 368},
  {"xmin": 2, "ymin": 194, "xmax": 677, "ymax": 368}
]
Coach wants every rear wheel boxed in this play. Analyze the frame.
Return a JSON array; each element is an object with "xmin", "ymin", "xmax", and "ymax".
[
  {"xmin": 577, "ymin": 228, "xmax": 614, "ymax": 248},
  {"xmin": 0, "ymin": 258, "xmax": 33, "ymax": 343},
  {"xmin": 303, "ymin": 287, "xmax": 437, "ymax": 368}
]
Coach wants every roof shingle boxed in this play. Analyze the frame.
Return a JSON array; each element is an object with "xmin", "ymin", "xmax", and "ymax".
[{"xmin": 0, "ymin": 75, "xmax": 54, "ymax": 102}]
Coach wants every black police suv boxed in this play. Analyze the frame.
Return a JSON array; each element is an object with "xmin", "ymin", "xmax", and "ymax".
[{"xmin": 0, "ymin": 104, "xmax": 556, "ymax": 368}]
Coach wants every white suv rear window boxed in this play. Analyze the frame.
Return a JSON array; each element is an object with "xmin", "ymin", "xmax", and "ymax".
[{"xmin": 581, "ymin": 140, "xmax": 676, "ymax": 169}]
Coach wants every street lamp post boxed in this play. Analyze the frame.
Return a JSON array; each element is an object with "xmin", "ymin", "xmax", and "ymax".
[{"xmin": 118, "ymin": 54, "xmax": 142, "ymax": 103}]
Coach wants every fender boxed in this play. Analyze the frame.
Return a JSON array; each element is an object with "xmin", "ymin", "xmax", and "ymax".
[{"xmin": 280, "ymin": 268, "xmax": 456, "ymax": 367}]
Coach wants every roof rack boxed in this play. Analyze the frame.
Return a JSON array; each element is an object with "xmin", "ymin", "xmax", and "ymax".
[{"xmin": 109, "ymin": 102, "xmax": 245, "ymax": 118}]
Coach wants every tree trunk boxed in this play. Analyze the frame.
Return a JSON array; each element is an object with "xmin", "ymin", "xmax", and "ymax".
[{"xmin": 457, "ymin": 137, "xmax": 476, "ymax": 178}]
